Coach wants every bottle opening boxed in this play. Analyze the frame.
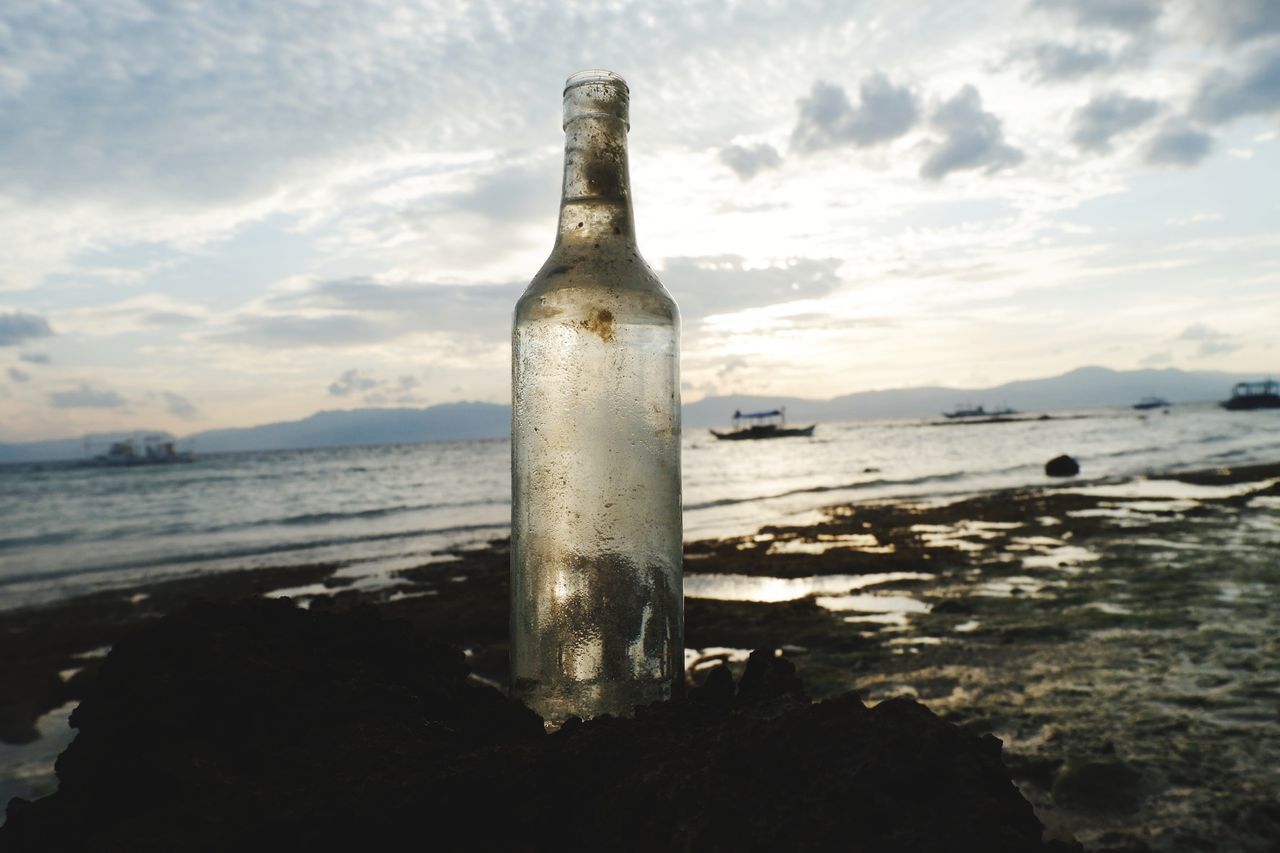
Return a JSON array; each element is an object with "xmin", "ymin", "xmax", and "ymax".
[
  {"xmin": 562, "ymin": 69, "xmax": 630, "ymax": 131},
  {"xmin": 564, "ymin": 69, "xmax": 629, "ymax": 94}
]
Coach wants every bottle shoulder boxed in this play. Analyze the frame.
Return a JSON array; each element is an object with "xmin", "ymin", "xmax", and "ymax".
[{"xmin": 517, "ymin": 242, "xmax": 678, "ymax": 325}]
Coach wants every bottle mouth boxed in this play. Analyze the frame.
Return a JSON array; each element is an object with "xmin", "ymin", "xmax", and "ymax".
[{"xmin": 564, "ymin": 69, "xmax": 629, "ymax": 94}]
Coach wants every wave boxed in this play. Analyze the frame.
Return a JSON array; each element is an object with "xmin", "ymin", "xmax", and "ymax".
[
  {"xmin": 0, "ymin": 496, "xmax": 509, "ymax": 552},
  {"xmin": 682, "ymin": 465, "xmax": 1028, "ymax": 512},
  {"xmin": 0, "ymin": 520, "xmax": 509, "ymax": 590}
]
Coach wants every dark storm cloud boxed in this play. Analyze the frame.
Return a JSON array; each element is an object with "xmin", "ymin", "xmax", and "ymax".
[
  {"xmin": 920, "ymin": 87, "xmax": 1023, "ymax": 180},
  {"xmin": 1143, "ymin": 124, "xmax": 1213, "ymax": 167},
  {"xmin": 0, "ymin": 312, "xmax": 54, "ymax": 347},
  {"xmin": 1070, "ymin": 93, "xmax": 1161, "ymax": 152},
  {"xmin": 719, "ymin": 144, "xmax": 783, "ymax": 180},
  {"xmin": 1191, "ymin": 51, "xmax": 1280, "ymax": 124},
  {"xmin": 791, "ymin": 74, "xmax": 921, "ymax": 153},
  {"xmin": 48, "ymin": 383, "xmax": 127, "ymax": 409},
  {"xmin": 1032, "ymin": 0, "xmax": 1161, "ymax": 33}
]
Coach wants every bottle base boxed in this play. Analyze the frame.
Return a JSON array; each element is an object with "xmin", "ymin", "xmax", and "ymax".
[{"xmin": 513, "ymin": 678, "xmax": 677, "ymax": 727}]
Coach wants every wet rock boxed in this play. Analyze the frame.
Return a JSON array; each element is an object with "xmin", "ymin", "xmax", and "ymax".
[
  {"xmin": 735, "ymin": 648, "xmax": 805, "ymax": 703},
  {"xmin": 1, "ymin": 600, "xmax": 1066, "ymax": 852},
  {"xmin": 1045, "ymin": 455, "xmax": 1080, "ymax": 477},
  {"xmin": 1051, "ymin": 759, "xmax": 1146, "ymax": 813}
]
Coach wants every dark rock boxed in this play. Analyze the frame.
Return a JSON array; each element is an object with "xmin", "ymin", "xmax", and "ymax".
[
  {"xmin": 736, "ymin": 648, "xmax": 805, "ymax": 703},
  {"xmin": 2, "ymin": 600, "xmax": 1064, "ymax": 852},
  {"xmin": 1045, "ymin": 455, "xmax": 1080, "ymax": 477}
]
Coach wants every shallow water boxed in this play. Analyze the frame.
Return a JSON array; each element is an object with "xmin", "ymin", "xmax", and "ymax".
[{"xmin": 3, "ymin": 404, "xmax": 1278, "ymax": 610}]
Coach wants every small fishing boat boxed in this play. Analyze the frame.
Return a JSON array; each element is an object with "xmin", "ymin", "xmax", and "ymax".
[
  {"xmin": 942, "ymin": 403, "xmax": 1017, "ymax": 419},
  {"xmin": 86, "ymin": 434, "xmax": 194, "ymax": 466},
  {"xmin": 1221, "ymin": 379, "xmax": 1280, "ymax": 411},
  {"xmin": 710, "ymin": 408, "xmax": 816, "ymax": 441},
  {"xmin": 1133, "ymin": 396, "xmax": 1169, "ymax": 410}
]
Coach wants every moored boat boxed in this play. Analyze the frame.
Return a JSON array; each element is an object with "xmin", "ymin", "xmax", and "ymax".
[
  {"xmin": 1221, "ymin": 379, "xmax": 1280, "ymax": 411},
  {"xmin": 1133, "ymin": 396, "xmax": 1169, "ymax": 410},
  {"xmin": 711, "ymin": 408, "xmax": 816, "ymax": 441}
]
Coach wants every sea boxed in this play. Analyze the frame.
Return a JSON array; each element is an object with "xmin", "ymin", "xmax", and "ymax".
[{"xmin": 3, "ymin": 402, "xmax": 1278, "ymax": 611}]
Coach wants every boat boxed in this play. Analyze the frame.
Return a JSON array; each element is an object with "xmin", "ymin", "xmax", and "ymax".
[
  {"xmin": 87, "ymin": 434, "xmax": 194, "ymax": 465},
  {"xmin": 1221, "ymin": 379, "xmax": 1280, "ymax": 411},
  {"xmin": 710, "ymin": 408, "xmax": 816, "ymax": 441},
  {"xmin": 942, "ymin": 403, "xmax": 1018, "ymax": 419},
  {"xmin": 1133, "ymin": 396, "xmax": 1170, "ymax": 410}
]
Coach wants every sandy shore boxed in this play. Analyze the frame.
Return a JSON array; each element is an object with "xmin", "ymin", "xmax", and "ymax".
[{"xmin": 2, "ymin": 461, "xmax": 1278, "ymax": 850}]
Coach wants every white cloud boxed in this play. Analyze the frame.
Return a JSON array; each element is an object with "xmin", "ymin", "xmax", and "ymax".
[
  {"xmin": 1144, "ymin": 123, "xmax": 1214, "ymax": 167},
  {"xmin": 1070, "ymin": 92, "xmax": 1161, "ymax": 152},
  {"xmin": 719, "ymin": 144, "xmax": 783, "ymax": 180},
  {"xmin": 920, "ymin": 86, "xmax": 1023, "ymax": 180},
  {"xmin": 48, "ymin": 383, "xmax": 127, "ymax": 409},
  {"xmin": 0, "ymin": 311, "xmax": 54, "ymax": 346},
  {"xmin": 791, "ymin": 74, "xmax": 921, "ymax": 153}
]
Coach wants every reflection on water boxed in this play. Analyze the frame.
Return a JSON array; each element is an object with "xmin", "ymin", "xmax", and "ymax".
[
  {"xmin": 0, "ymin": 701, "xmax": 76, "ymax": 814},
  {"xmin": 683, "ymin": 571, "xmax": 933, "ymax": 603},
  {"xmin": 1058, "ymin": 476, "xmax": 1280, "ymax": 501},
  {"xmin": 816, "ymin": 593, "xmax": 930, "ymax": 615}
]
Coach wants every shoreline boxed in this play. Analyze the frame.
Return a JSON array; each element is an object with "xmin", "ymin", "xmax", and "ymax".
[{"xmin": 2, "ymin": 460, "xmax": 1278, "ymax": 848}]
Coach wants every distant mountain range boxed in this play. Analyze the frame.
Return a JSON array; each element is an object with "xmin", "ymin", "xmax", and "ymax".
[{"xmin": 0, "ymin": 366, "xmax": 1264, "ymax": 463}]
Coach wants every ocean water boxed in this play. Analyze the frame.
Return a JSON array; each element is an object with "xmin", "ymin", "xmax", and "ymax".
[{"xmin": 2, "ymin": 403, "xmax": 1278, "ymax": 611}]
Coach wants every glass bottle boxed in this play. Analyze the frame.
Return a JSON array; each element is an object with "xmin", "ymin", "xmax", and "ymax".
[{"xmin": 510, "ymin": 70, "xmax": 683, "ymax": 724}]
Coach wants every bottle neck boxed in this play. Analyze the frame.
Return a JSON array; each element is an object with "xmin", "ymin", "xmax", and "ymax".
[{"xmin": 556, "ymin": 115, "xmax": 636, "ymax": 244}]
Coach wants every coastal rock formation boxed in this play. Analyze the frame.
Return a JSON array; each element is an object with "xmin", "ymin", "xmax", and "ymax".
[
  {"xmin": 1045, "ymin": 454, "xmax": 1080, "ymax": 477},
  {"xmin": 1, "ymin": 600, "xmax": 1074, "ymax": 852}
]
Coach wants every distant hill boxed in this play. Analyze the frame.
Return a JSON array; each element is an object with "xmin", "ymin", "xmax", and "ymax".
[
  {"xmin": 0, "ymin": 367, "xmax": 1261, "ymax": 462},
  {"xmin": 190, "ymin": 402, "xmax": 511, "ymax": 454},
  {"xmin": 682, "ymin": 366, "xmax": 1250, "ymax": 426}
]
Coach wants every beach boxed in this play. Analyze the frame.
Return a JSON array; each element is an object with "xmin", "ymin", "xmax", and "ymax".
[{"xmin": 3, "ymin": 451, "xmax": 1278, "ymax": 850}]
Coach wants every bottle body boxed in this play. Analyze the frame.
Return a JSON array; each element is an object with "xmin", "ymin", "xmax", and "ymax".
[{"xmin": 510, "ymin": 72, "xmax": 683, "ymax": 724}]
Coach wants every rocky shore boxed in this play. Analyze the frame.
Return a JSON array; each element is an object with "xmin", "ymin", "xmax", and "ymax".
[
  {"xmin": 2, "ymin": 461, "xmax": 1278, "ymax": 850},
  {"xmin": 1, "ymin": 599, "xmax": 1071, "ymax": 852}
]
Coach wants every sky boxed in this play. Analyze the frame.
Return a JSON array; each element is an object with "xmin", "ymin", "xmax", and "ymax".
[{"xmin": 1, "ymin": 0, "xmax": 1278, "ymax": 441}]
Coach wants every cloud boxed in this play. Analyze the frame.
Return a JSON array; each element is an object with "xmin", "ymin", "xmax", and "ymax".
[
  {"xmin": 920, "ymin": 86, "xmax": 1024, "ymax": 180},
  {"xmin": 1070, "ymin": 93, "xmax": 1161, "ymax": 152},
  {"xmin": 0, "ymin": 311, "xmax": 54, "ymax": 347},
  {"xmin": 217, "ymin": 313, "xmax": 392, "ymax": 349},
  {"xmin": 791, "ymin": 74, "xmax": 920, "ymax": 153},
  {"xmin": 720, "ymin": 144, "xmax": 783, "ymax": 180},
  {"xmin": 327, "ymin": 370, "xmax": 426, "ymax": 405},
  {"xmin": 1191, "ymin": 52, "xmax": 1280, "ymax": 125},
  {"xmin": 1195, "ymin": 338, "xmax": 1240, "ymax": 357},
  {"xmin": 19, "ymin": 352, "xmax": 51, "ymax": 365},
  {"xmin": 1191, "ymin": 1, "xmax": 1280, "ymax": 46},
  {"xmin": 160, "ymin": 391, "xmax": 198, "ymax": 419},
  {"xmin": 450, "ymin": 161, "xmax": 559, "ymax": 223},
  {"xmin": 1144, "ymin": 124, "xmax": 1213, "ymax": 167},
  {"xmin": 1139, "ymin": 351, "xmax": 1171, "ymax": 367},
  {"xmin": 328, "ymin": 369, "xmax": 381, "ymax": 397},
  {"xmin": 1032, "ymin": 0, "xmax": 1161, "ymax": 33},
  {"xmin": 1021, "ymin": 42, "xmax": 1116, "ymax": 81},
  {"xmin": 659, "ymin": 256, "xmax": 843, "ymax": 320},
  {"xmin": 49, "ymin": 383, "xmax": 127, "ymax": 409},
  {"xmin": 1178, "ymin": 323, "xmax": 1240, "ymax": 358},
  {"xmin": 8, "ymin": 367, "xmax": 30, "ymax": 383}
]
